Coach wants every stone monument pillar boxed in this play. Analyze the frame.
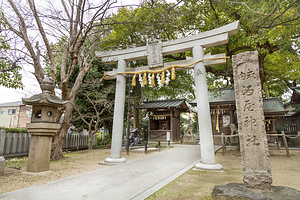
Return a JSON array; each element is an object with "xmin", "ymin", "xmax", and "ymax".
[
  {"xmin": 232, "ymin": 51, "xmax": 272, "ymax": 189},
  {"xmin": 22, "ymin": 77, "xmax": 68, "ymax": 173}
]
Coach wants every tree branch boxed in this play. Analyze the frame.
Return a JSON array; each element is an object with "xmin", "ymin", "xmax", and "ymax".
[
  {"xmin": 0, "ymin": 58, "xmax": 21, "ymax": 73},
  {"xmin": 209, "ymin": 0, "xmax": 219, "ymax": 21},
  {"xmin": 28, "ymin": 0, "xmax": 57, "ymax": 82},
  {"xmin": 7, "ymin": 0, "xmax": 44, "ymax": 84},
  {"xmin": 74, "ymin": 105, "xmax": 90, "ymax": 125}
]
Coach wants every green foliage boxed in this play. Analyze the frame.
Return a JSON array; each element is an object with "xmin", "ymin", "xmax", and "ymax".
[
  {"xmin": 265, "ymin": 50, "xmax": 300, "ymax": 87},
  {"xmin": 139, "ymin": 115, "xmax": 149, "ymax": 140},
  {"xmin": 97, "ymin": 132, "xmax": 111, "ymax": 146},
  {"xmin": 71, "ymin": 59, "xmax": 115, "ymax": 132},
  {"xmin": 291, "ymin": 104, "xmax": 300, "ymax": 113},
  {"xmin": 0, "ymin": 60, "xmax": 23, "ymax": 89},
  {"xmin": 101, "ymin": 2, "xmax": 196, "ymax": 102},
  {"xmin": 102, "ymin": 1, "xmax": 184, "ymax": 48},
  {"xmin": 181, "ymin": 0, "xmax": 300, "ymax": 97},
  {"xmin": 0, "ymin": 127, "xmax": 27, "ymax": 133},
  {"xmin": 0, "ymin": 10, "xmax": 23, "ymax": 89},
  {"xmin": 102, "ymin": 0, "xmax": 300, "ymax": 101}
]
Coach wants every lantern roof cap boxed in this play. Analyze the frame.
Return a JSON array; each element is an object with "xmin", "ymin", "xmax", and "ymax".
[{"xmin": 22, "ymin": 77, "xmax": 68, "ymax": 107}]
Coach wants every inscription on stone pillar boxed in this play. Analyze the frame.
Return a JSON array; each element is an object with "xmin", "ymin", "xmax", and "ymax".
[
  {"xmin": 232, "ymin": 51, "xmax": 272, "ymax": 189},
  {"xmin": 148, "ymin": 41, "xmax": 163, "ymax": 68}
]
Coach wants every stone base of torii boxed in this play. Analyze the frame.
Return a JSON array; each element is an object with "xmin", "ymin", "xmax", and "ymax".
[{"xmin": 96, "ymin": 21, "xmax": 240, "ymax": 170}]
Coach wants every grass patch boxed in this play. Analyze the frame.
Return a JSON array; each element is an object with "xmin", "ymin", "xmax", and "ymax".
[
  {"xmin": 147, "ymin": 168, "xmax": 242, "ymax": 200},
  {"xmin": 5, "ymin": 157, "xmax": 28, "ymax": 169}
]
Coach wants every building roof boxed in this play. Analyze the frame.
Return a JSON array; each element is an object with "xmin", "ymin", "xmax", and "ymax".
[
  {"xmin": 138, "ymin": 99, "xmax": 189, "ymax": 111},
  {"xmin": 263, "ymin": 98, "xmax": 288, "ymax": 116},
  {"xmin": 190, "ymin": 88, "xmax": 235, "ymax": 106},
  {"xmin": 0, "ymin": 101, "xmax": 24, "ymax": 107},
  {"xmin": 291, "ymin": 86, "xmax": 300, "ymax": 104},
  {"xmin": 208, "ymin": 88, "xmax": 235, "ymax": 105},
  {"xmin": 190, "ymin": 89, "xmax": 288, "ymax": 117}
]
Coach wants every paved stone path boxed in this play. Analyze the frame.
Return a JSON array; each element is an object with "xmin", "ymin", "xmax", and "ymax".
[{"xmin": 1, "ymin": 145, "xmax": 201, "ymax": 200}]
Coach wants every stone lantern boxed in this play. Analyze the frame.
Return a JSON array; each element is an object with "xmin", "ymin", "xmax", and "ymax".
[{"xmin": 22, "ymin": 77, "xmax": 68, "ymax": 173}]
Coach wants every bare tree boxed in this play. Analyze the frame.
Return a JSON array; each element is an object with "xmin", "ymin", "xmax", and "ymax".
[
  {"xmin": 1, "ymin": 0, "xmax": 135, "ymax": 160},
  {"xmin": 73, "ymin": 82, "xmax": 114, "ymax": 150}
]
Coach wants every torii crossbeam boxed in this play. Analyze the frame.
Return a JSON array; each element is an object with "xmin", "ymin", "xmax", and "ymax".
[{"xmin": 96, "ymin": 21, "xmax": 239, "ymax": 170}]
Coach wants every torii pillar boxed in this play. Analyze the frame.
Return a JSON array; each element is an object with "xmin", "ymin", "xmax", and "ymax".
[
  {"xmin": 96, "ymin": 21, "xmax": 239, "ymax": 168},
  {"xmin": 193, "ymin": 45, "xmax": 222, "ymax": 170},
  {"xmin": 104, "ymin": 58, "xmax": 127, "ymax": 164}
]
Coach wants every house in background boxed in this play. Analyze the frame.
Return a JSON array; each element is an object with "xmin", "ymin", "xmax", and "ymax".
[
  {"xmin": 138, "ymin": 99, "xmax": 190, "ymax": 142},
  {"xmin": 0, "ymin": 101, "xmax": 32, "ymax": 128}
]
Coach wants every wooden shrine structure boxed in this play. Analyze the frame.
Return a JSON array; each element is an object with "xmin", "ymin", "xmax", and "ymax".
[
  {"xmin": 190, "ymin": 88, "xmax": 288, "ymax": 143},
  {"xmin": 138, "ymin": 99, "xmax": 189, "ymax": 142}
]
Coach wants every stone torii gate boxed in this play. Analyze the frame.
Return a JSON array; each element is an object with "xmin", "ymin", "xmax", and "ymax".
[{"xmin": 96, "ymin": 21, "xmax": 239, "ymax": 170}]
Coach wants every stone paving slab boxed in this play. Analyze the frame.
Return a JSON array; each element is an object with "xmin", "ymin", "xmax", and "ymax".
[{"xmin": 0, "ymin": 145, "xmax": 201, "ymax": 200}]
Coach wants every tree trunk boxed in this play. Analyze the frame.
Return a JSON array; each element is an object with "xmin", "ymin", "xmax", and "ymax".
[
  {"xmin": 104, "ymin": 120, "xmax": 113, "ymax": 139},
  {"xmin": 258, "ymin": 54, "xmax": 266, "ymax": 87},
  {"xmin": 88, "ymin": 132, "xmax": 93, "ymax": 150},
  {"xmin": 263, "ymin": 83, "xmax": 270, "ymax": 98},
  {"xmin": 51, "ymin": 69, "xmax": 88, "ymax": 160},
  {"xmin": 133, "ymin": 108, "xmax": 139, "ymax": 129},
  {"xmin": 50, "ymin": 101, "xmax": 74, "ymax": 160}
]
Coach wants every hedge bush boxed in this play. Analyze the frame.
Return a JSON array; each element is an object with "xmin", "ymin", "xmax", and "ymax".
[{"xmin": 0, "ymin": 127, "xmax": 27, "ymax": 133}]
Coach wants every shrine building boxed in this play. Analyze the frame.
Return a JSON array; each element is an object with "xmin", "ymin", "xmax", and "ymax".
[
  {"xmin": 190, "ymin": 88, "xmax": 288, "ymax": 138},
  {"xmin": 138, "ymin": 99, "xmax": 190, "ymax": 142}
]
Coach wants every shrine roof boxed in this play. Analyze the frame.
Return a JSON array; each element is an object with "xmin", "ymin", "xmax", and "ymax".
[
  {"xmin": 291, "ymin": 86, "xmax": 300, "ymax": 104},
  {"xmin": 190, "ymin": 88, "xmax": 235, "ymax": 106},
  {"xmin": 138, "ymin": 99, "xmax": 188, "ymax": 110},
  {"xmin": 208, "ymin": 88, "xmax": 235, "ymax": 105},
  {"xmin": 263, "ymin": 97, "xmax": 288, "ymax": 116},
  {"xmin": 190, "ymin": 88, "xmax": 288, "ymax": 116}
]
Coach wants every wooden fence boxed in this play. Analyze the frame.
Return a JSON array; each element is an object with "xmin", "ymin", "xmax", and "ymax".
[
  {"xmin": 0, "ymin": 130, "xmax": 97, "ymax": 157},
  {"xmin": 62, "ymin": 134, "xmax": 97, "ymax": 150},
  {"xmin": 0, "ymin": 130, "xmax": 30, "ymax": 157}
]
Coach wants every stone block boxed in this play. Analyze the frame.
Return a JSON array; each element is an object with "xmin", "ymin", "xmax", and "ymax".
[
  {"xmin": 183, "ymin": 135, "xmax": 195, "ymax": 144},
  {"xmin": 212, "ymin": 182, "xmax": 300, "ymax": 200},
  {"xmin": 27, "ymin": 135, "xmax": 53, "ymax": 172}
]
